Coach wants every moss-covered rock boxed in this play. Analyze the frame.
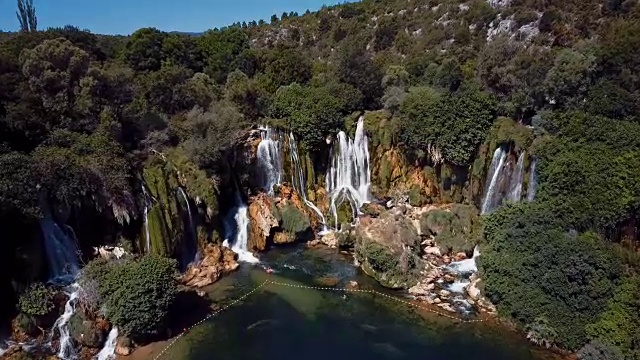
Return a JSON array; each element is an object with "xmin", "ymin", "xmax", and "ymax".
[
  {"xmin": 69, "ymin": 312, "xmax": 107, "ymax": 348},
  {"xmin": 354, "ymin": 211, "xmax": 424, "ymax": 289},
  {"xmin": 419, "ymin": 204, "xmax": 480, "ymax": 255}
]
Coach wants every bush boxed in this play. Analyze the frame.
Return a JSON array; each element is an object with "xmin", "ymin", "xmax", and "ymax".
[
  {"xmin": 483, "ymin": 203, "xmax": 622, "ymax": 350},
  {"xmin": 18, "ymin": 282, "xmax": 55, "ymax": 317},
  {"xmin": 83, "ymin": 256, "xmax": 179, "ymax": 343},
  {"xmin": 363, "ymin": 242, "xmax": 398, "ymax": 273},
  {"xmin": 577, "ymin": 340, "xmax": 624, "ymax": 360}
]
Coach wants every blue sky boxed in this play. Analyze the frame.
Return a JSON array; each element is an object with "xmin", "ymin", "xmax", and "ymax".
[{"xmin": 0, "ymin": 0, "xmax": 354, "ymax": 35}]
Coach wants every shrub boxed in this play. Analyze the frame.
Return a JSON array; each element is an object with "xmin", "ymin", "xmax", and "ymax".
[
  {"xmin": 83, "ymin": 256, "xmax": 179, "ymax": 343},
  {"xmin": 18, "ymin": 282, "xmax": 55, "ymax": 317},
  {"xmin": 577, "ymin": 340, "xmax": 624, "ymax": 360}
]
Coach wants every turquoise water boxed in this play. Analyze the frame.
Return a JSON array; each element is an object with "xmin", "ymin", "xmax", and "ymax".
[{"xmin": 162, "ymin": 246, "xmax": 558, "ymax": 360}]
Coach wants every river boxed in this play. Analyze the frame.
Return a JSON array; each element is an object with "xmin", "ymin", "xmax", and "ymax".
[{"xmin": 127, "ymin": 245, "xmax": 563, "ymax": 360}]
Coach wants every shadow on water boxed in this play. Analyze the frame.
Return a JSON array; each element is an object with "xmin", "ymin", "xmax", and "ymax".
[{"xmin": 160, "ymin": 245, "xmax": 561, "ymax": 360}]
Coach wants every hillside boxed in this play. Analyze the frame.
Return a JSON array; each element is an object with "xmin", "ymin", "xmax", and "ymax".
[{"xmin": 1, "ymin": 0, "xmax": 640, "ymax": 358}]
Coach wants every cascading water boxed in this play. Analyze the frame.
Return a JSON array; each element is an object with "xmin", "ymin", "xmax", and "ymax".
[
  {"xmin": 141, "ymin": 185, "xmax": 151, "ymax": 254},
  {"xmin": 480, "ymin": 147, "xmax": 507, "ymax": 214},
  {"xmin": 178, "ymin": 187, "xmax": 200, "ymax": 268},
  {"xmin": 257, "ymin": 126, "xmax": 284, "ymax": 196},
  {"xmin": 96, "ymin": 327, "xmax": 118, "ymax": 360},
  {"xmin": 325, "ymin": 116, "xmax": 372, "ymax": 229},
  {"xmin": 527, "ymin": 157, "xmax": 537, "ymax": 202},
  {"xmin": 507, "ymin": 152, "xmax": 526, "ymax": 203},
  {"xmin": 51, "ymin": 283, "xmax": 80, "ymax": 360},
  {"xmin": 223, "ymin": 192, "xmax": 259, "ymax": 264},
  {"xmin": 288, "ymin": 132, "xmax": 329, "ymax": 233},
  {"xmin": 446, "ymin": 246, "xmax": 481, "ymax": 274},
  {"xmin": 40, "ymin": 216, "xmax": 80, "ymax": 282}
]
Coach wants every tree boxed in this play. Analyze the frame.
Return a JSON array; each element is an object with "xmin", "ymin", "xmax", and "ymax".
[
  {"xmin": 162, "ymin": 33, "xmax": 204, "ymax": 72},
  {"xmin": 20, "ymin": 38, "xmax": 90, "ymax": 125},
  {"xmin": 198, "ymin": 27, "xmax": 249, "ymax": 83},
  {"xmin": 16, "ymin": 0, "xmax": 37, "ymax": 32},
  {"xmin": 264, "ymin": 47, "xmax": 312, "ymax": 90},
  {"xmin": 336, "ymin": 39, "xmax": 383, "ymax": 109},
  {"xmin": 123, "ymin": 28, "xmax": 166, "ymax": 72}
]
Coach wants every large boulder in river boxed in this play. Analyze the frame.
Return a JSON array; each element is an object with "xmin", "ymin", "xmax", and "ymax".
[
  {"xmin": 69, "ymin": 312, "xmax": 109, "ymax": 348},
  {"xmin": 354, "ymin": 209, "xmax": 425, "ymax": 289},
  {"xmin": 181, "ymin": 244, "xmax": 239, "ymax": 288},
  {"xmin": 248, "ymin": 192, "xmax": 279, "ymax": 251}
]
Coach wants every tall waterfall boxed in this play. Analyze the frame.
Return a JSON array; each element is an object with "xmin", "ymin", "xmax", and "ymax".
[
  {"xmin": 51, "ymin": 283, "xmax": 80, "ymax": 360},
  {"xmin": 141, "ymin": 185, "xmax": 151, "ymax": 254},
  {"xmin": 527, "ymin": 157, "xmax": 537, "ymax": 202},
  {"xmin": 178, "ymin": 187, "xmax": 200, "ymax": 268},
  {"xmin": 257, "ymin": 126, "xmax": 284, "ymax": 195},
  {"xmin": 480, "ymin": 147, "xmax": 508, "ymax": 214},
  {"xmin": 222, "ymin": 193, "xmax": 259, "ymax": 263},
  {"xmin": 507, "ymin": 152, "xmax": 526, "ymax": 202},
  {"xmin": 40, "ymin": 216, "xmax": 80, "ymax": 283},
  {"xmin": 325, "ymin": 116, "xmax": 372, "ymax": 229},
  {"xmin": 288, "ymin": 132, "xmax": 329, "ymax": 232},
  {"xmin": 96, "ymin": 327, "xmax": 118, "ymax": 360}
]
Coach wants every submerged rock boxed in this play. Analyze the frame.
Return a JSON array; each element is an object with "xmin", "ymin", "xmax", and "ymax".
[{"xmin": 181, "ymin": 244, "xmax": 239, "ymax": 288}]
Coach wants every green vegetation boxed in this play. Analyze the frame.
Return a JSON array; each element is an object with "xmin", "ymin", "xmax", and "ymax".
[
  {"xmin": 18, "ymin": 282, "xmax": 54, "ymax": 316},
  {"xmin": 420, "ymin": 205, "xmax": 479, "ymax": 255},
  {"xmin": 279, "ymin": 203, "xmax": 311, "ymax": 239},
  {"xmin": 80, "ymin": 256, "xmax": 178, "ymax": 343},
  {"xmin": 0, "ymin": 0, "xmax": 640, "ymax": 356}
]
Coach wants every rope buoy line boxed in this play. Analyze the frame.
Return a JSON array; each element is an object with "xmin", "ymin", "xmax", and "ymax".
[{"xmin": 152, "ymin": 279, "xmax": 483, "ymax": 360}]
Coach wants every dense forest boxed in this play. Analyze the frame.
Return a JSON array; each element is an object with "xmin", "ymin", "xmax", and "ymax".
[{"xmin": 2, "ymin": 0, "xmax": 640, "ymax": 358}]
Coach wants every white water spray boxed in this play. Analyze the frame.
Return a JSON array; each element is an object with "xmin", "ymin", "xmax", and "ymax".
[
  {"xmin": 51, "ymin": 283, "xmax": 80, "ymax": 360},
  {"xmin": 96, "ymin": 327, "xmax": 118, "ymax": 360},
  {"xmin": 257, "ymin": 127, "xmax": 284, "ymax": 195},
  {"xmin": 178, "ymin": 187, "xmax": 200, "ymax": 266},
  {"xmin": 325, "ymin": 116, "xmax": 372, "ymax": 229},
  {"xmin": 480, "ymin": 147, "xmax": 507, "ymax": 214},
  {"xmin": 141, "ymin": 185, "xmax": 151, "ymax": 254},
  {"xmin": 446, "ymin": 246, "xmax": 481, "ymax": 274},
  {"xmin": 507, "ymin": 151, "xmax": 526, "ymax": 203},
  {"xmin": 223, "ymin": 193, "xmax": 259, "ymax": 263},
  {"xmin": 40, "ymin": 216, "xmax": 80, "ymax": 282},
  {"xmin": 288, "ymin": 132, "xmax": 329, "ymax": 233}
]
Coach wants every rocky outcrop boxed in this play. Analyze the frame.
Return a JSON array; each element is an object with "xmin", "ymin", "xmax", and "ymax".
[
  {"xmin": 247, "ymin": 193, "xmax": 279, "ymax": 251},
  {"xmin": 354, "ymin": 208, "xmax": 425, "ymax": 289},
  {"xmin": 69, "ymin": 312, "xmax": 110, "ymax": 348},
  {"xmin": 181, "ymin": 244, "xmax": 239, "ymax": 288}
]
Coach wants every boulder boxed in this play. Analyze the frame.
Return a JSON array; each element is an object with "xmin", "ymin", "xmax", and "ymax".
[
  {"xmin": 248, "ymin": 193, "xmax": 279, "ymax": 251},
  {"xmin": 273, "ymin": 232, "xmax": 291, "ymax": 244},
  {"xmin": 354, "ymin": 210, "xmax": 425, "ymax": 289},
  {"xmin": 320, "ymin": 232, "xmax": 339, "ymax": 248},
  {"xmin": 467, "ymin": 278, "xmax": 482, "ymax": 300},
  {"xmin": 181, "ymin": 244, "xmax": 239, "ymax": 288},
  {"xmin": 69, "ymin": 313, "xmax": 107, "ymax": 348},
  {"xmin": 115, "ymin": 336, "xmax": 132, "ymax": 356}
]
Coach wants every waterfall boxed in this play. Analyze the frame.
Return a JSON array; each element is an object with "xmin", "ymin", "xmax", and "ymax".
[
  {"xmin": 446, "ymin": 246, "xmax": 481, "ymax": 274},
  {"xmin": 96, "ymin": 327, "xmax": 118, "ymax": 360},
  {"xmin": 527, "ymin": 157, "xmax": 537, "ymax": 202},
  {"xmin": 507, "ymin": 152, "xmax": 526, "ymax": 203},
  {"xmin": 222, "ymin": 193, "xmax": 259, "ymax": 263},
  {"xmin": 40, "ymin": 216, "xmax": 80, "ymax": 283},
  {"xmin": 141, "ymin": 185, "xmax": 151, "ymax": 254},
  {"xmin": 178, "ymin": 188, "xmax": 200, "ymax": 268},
  {"xmin": 288, "ymin": 132, "xmax": 329, "ymax": 233},
  {"xmin": 257, "ymin": 126, "xmax": 284, "ymax": 195},
  {"xmin": 51, "ymin": 283, "xmax": 80, "ymax": 360},
  {"xmin": 325, "ymin": 116, "xmax": 372, "ymax": 229},
  {"xmin": 480, "ymin": 147, "xmax": 507, "ymax": 214}
]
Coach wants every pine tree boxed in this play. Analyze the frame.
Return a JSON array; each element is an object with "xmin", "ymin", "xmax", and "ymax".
[{"xmin": 16, "ymin": 0, "xmax": 37, "ymax": 32}]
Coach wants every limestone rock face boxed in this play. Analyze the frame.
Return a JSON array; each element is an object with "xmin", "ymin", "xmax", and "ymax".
[
  {"xmin": 247, "ymin": 193, "xmax": 279, "ymax": 251},
  {"xmin": 354, "ymin": 210, "xmax": 425, "ymax": 289},
  {"xmin": 181, "ymin": 244, "xmax": 239, "ymax": 288}
]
